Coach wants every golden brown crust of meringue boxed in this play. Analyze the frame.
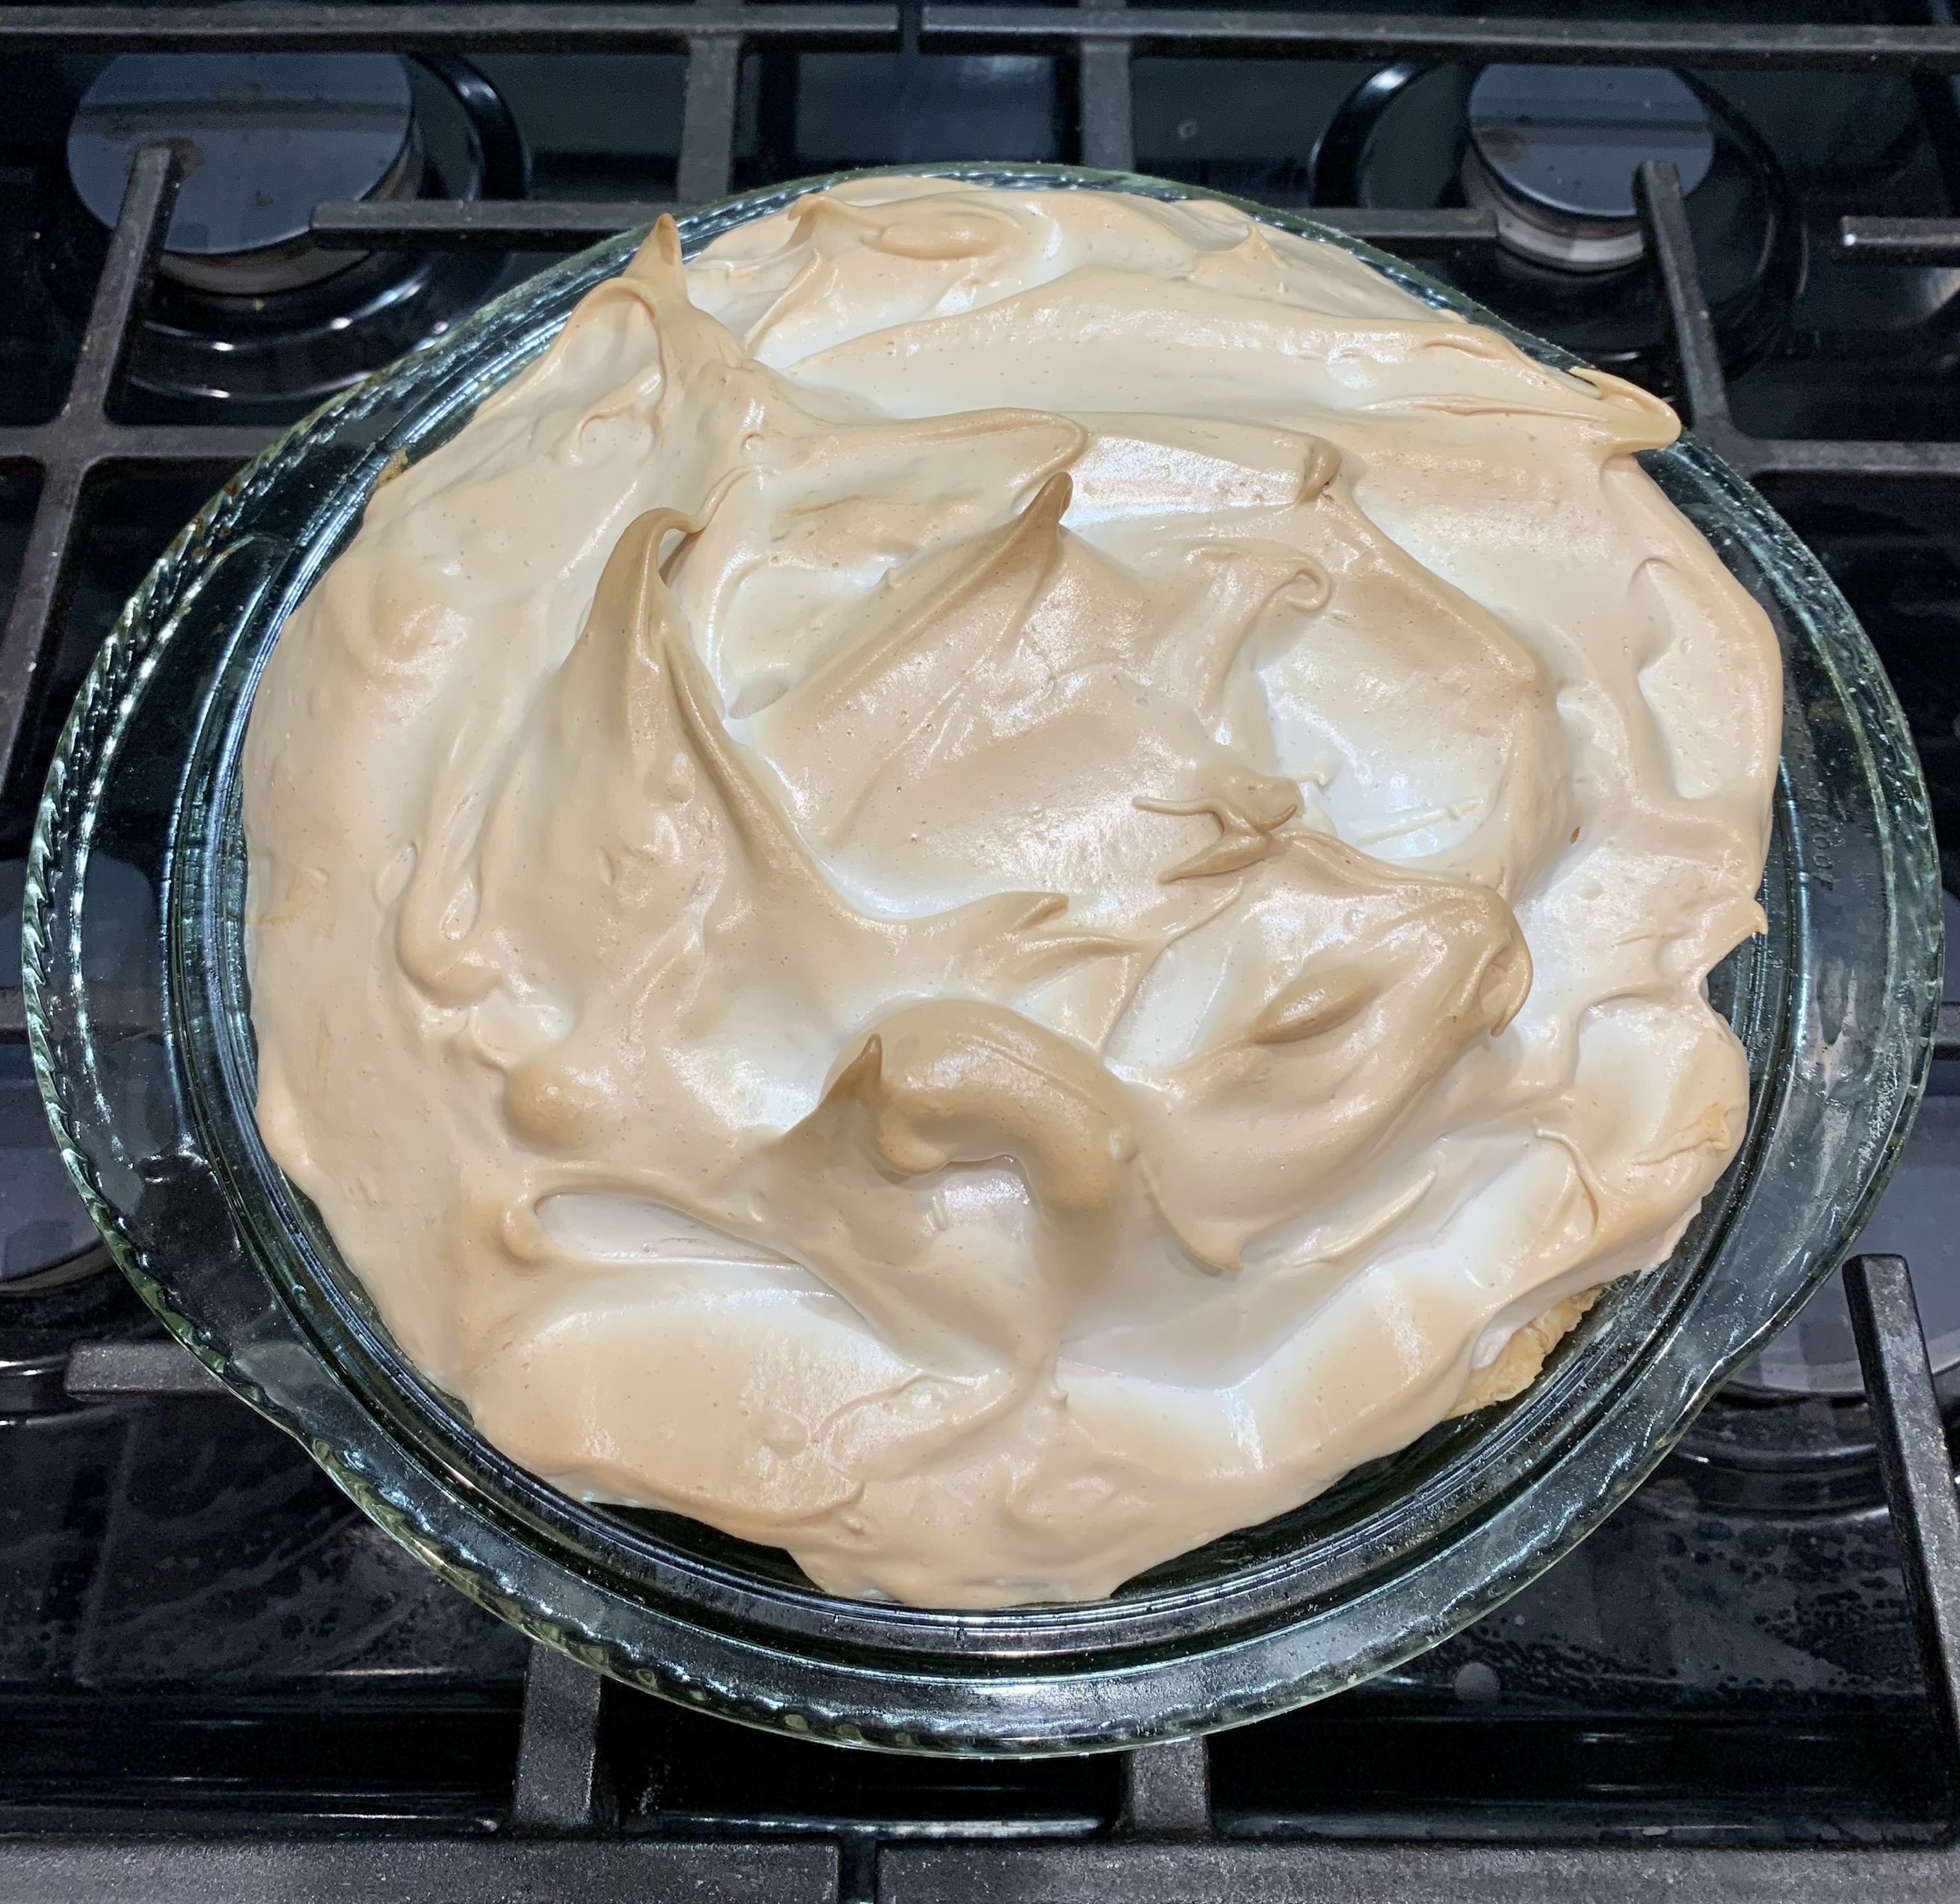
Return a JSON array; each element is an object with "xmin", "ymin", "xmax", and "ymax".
[{"xmin": 243, "ymin": 182, "xmax": 1779, "ymax": 1607}]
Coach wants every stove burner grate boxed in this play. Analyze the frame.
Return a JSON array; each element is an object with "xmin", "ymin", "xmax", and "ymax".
[{"xmin": 3, "ymin": 4, "xmax": 1960, "ymax": 1892}]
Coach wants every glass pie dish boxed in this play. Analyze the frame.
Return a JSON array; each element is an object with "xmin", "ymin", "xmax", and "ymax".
[{"xmin": 24, "ymin": 163, "xmax": 1940, "ymax": 1755}]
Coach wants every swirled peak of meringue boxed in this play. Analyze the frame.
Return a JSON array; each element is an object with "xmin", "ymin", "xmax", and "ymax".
[{"xmin": 243, "ymin": 180, "xmax": 1780, "ymax": 1607}]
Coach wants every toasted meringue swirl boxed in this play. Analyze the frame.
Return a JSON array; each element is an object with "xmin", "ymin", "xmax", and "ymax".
[{"xmin": 244, "ymin": 182, "xmax": 1779, "ymax": 1606}]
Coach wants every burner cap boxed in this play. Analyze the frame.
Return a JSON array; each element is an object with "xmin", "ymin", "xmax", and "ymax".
[
  {"xmin": 1462, "ymin": 65, "xmax": 1714, "ymax": 272},
  {"xmin": 67, "ymin": 53, "xmax": 418, "ymax": 296}
]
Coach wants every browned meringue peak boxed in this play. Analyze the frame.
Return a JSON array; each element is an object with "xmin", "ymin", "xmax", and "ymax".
[{"xmin": 244, "ymin": 182, "xmax": 1779, "ymax": 1606}]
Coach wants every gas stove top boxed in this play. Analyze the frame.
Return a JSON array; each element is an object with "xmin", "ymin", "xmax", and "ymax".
[{"xmin": 5, "ymin": 6, "xmax": 1960, "ymax": 1899}]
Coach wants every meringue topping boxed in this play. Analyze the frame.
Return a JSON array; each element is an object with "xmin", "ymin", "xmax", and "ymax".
[{"xmin": 243, "ymin": 180, "xmax": 1779, "ymax": 1606}]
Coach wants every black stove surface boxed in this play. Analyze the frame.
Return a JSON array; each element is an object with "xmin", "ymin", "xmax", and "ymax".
[{"xmin": 5, "ymin": 8, "xmax": 1960, "ymax": 1899}]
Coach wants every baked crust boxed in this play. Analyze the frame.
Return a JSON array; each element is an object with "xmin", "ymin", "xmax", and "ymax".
[{"xmin": 1449, "ymin": 1288, "xmax": 1603, "ymax": 1417}]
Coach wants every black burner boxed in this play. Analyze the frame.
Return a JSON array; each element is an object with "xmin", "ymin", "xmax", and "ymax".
[
  {"xmin": 49, "ymin": 51, "xmax": 526, "ymax": 412},
  {"xmin": 68, "ymin": 53, "xmax": 423, "ymax": 296},
  {"xmin": 1308, "ymin": 62, "xmax": 1799, "ymax": 386},
  {"xmin": 1461, "ymin": 65, "xmax": 1714, "ymax": 272}
]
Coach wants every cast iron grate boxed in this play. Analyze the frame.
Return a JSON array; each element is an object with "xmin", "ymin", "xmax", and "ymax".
[
  {"xmin": 26, "ymin": 1257, "xmax": 1960, "ymax": 1901},
  {"xmin": 1, "ymin": 8, "xmax": 1959, "ymax": 1900}
]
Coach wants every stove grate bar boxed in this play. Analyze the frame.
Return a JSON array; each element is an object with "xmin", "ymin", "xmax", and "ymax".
[
  {"xmin": 509, "ymin": 1643, "xmax": 607, "ymax": 1833},
  {"xmin": 1839, "ymin": 215, "xmax": 1960, "ymax": 264},
  {"xmin": 0, "ymin": 6, "xmax": 898, "ymax": 54},
  {"xmin": 1077, "ymin": 0, "xmax": 1134, "ymax": 172},
  {"xmin": 878, "ymin": 1835, "xmax": 1960, "ymax": 1898},
  {"xmin": 0, "ymin": 1837, "xmax": 841, "ymax": 1903},
  {"xmin": 918, "ymin": 5, "xmax": 1960, "ymax": 71},
  {"xmin": 1119, "ymin": 1738, "xmax": 1211, "ymax": 1837},
  {"xmin": 874, "ymin": 1838, "xmax": 1960, "ymax": 1903},
  {"xmin": 0, "ymin": 146, "xmax": 272, "ymax": 796},
  {"xmin": 310, "ymin": 198, "xmax": 1500, "ymax": 252},
  {"xmin": 0, "ymin": 144, "xmax": 179, "ymax": 796},
  {"xmin": 677, "ymin": 7, "xmax": 747, "ymax": 204},
  {"xmin": 1635, "ymin": 157, "xmax": 1734, "ymax": 437},
  {"xmin": 0, "ymin": 1834, "xmax": 1958, "ymax": 1904},
  {"xmin": 1845, "ymin": 1254, "xmax": 1960, "ymax": 1764},
  {"xmin": 312, "ymin": 198, "xmax": 684, "ymax": 249},
  {"xmin": 1637, "ymin": 159, "xmax": 1960, "ymax": 480},
  {"xmin": 62, "ymin": 1340, "xmax": 226, "ymax": 1400},
  {"xmin": 9, "ymin": 5, "xmax": 1960, "ymax": 71}
]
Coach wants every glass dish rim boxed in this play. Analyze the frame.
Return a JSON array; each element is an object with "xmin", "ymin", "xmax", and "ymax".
[{"xmin": 24, "ymin": 161, "xmax": 1942, "ymax": 1754}]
